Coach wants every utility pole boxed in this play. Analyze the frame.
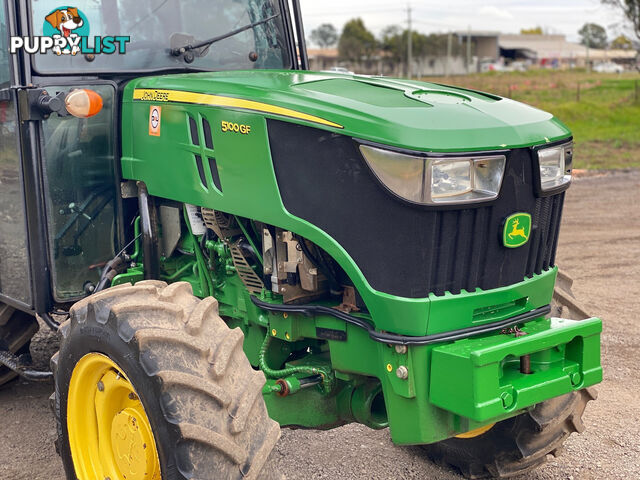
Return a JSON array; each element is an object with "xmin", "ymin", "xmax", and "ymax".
[
  {"xmin": 585, "ymin": 23, "xmax": 591, "ymax": 74},
  {"xmin": 407, "ymin": 4, "xmax": 413, "ymax": 79},
  {"xmin": 466, "ymin": 25, "xmax": 471, "ymax": 74},
  {"xmin": 446, "ymin": 31, "xmax": 452, "ymax": 77}
]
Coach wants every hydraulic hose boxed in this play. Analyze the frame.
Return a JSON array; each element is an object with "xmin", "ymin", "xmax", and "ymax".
[
  {"xmin": 39, "ymin": 312, "xmax": 60, "ymax": 332},
  {"xmin": 258, "ymin": 333, "xmax": 331, "ymax": 390}
]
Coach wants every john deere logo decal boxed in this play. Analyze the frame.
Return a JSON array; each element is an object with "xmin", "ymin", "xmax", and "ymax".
[{"xmin": 503, "ymin": 213, "xmax": 531, "ymax": 248}]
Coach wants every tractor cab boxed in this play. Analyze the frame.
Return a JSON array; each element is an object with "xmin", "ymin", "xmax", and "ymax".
[{"xmin": 0, "ymin": 0, "xmax": 301, "ymax": 310}]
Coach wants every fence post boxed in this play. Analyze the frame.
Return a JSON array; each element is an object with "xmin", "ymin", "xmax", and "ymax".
[
  {"xmin": 635, "ymin": 80, "xmax": 639, "ymax": 103},
  {"xmin": 576, "ymin": 82, "xmax": 581, "ymax": 102}
]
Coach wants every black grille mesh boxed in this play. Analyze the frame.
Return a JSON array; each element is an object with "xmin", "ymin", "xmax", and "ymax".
[{"xmin": 424, "ymin": 194, "xmax": 563, "ymax": 296}]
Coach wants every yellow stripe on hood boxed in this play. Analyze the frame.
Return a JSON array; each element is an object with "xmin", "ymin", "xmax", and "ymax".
[{"xmin": 133, "ymin": 88, "xmax": 343, "ymax": 129}]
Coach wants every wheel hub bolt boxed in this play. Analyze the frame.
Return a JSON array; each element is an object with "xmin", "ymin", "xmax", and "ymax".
[
  {"xmin": 128, "ymin": 392, "xmax": 138, "ymax": 400},
  {"xmin": 97, "ymin": 381, "xmax": 104, "ymax": 392}
]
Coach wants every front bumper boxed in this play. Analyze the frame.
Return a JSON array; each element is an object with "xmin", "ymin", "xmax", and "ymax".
[
  {"xmin": 381, "ymin": 315, "xmax": 602, "ymax": 444},
  {"xmin": 429, "ymin": 317, "xmax": 602, "ymax": 422}
]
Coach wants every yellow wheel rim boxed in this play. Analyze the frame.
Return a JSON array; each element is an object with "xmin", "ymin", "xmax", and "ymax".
[
  {"xmin": 455, "ymin": 422, "xmax": 496, "ymax": 439},
  {"xmin": 67, "ymin": 353, "xmax": 161, "ymax": 480}
]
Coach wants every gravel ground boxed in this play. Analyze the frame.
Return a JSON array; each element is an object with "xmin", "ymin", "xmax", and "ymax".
[{"xmin": 1, "ymin": 170, "xmax": 638, "ymax": 480}]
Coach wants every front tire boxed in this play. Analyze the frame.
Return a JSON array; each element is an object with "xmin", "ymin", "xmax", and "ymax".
[
  {"xmin": 422, "ymin": 389, "xmax": 597, "ymax": 478},
  {"xmin": 52, "ymin": 281, "xmax": 281, "ymax": 480},
  {"xmin": 551, "ymin": 269, "xmax": 590, "ymax": 319}
]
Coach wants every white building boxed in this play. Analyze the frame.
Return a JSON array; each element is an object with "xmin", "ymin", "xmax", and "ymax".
[{"xmin": 499, "ymin": 34, "xmax": 637, "ymax": 68}]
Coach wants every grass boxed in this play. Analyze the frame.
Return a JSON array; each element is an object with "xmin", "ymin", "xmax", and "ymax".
[{"xmin": 421, "ymin": 69, "xmax": 640, "ymax": 170}]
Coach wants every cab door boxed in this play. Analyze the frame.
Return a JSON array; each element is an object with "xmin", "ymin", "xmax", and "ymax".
[{"xmin": 0, "ymin": 0, "xmax": 33, "ymax": 309}]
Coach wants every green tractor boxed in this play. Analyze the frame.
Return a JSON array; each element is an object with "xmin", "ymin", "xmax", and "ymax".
[{"xmin": 0, "ymin": 1, "xmax": 602, "ymax": 479}]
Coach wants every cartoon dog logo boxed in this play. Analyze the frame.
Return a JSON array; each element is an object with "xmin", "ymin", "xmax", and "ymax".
[{"xmin": 45, "ymin": 7, "xmax": 84, "ymax": 55}]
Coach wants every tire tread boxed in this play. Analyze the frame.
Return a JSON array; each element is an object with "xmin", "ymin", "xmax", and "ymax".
[
  {"xmin": 423, "ymin": 389, "xmax": 595, "ymax": 479},
  {"xmin": 55, "ymin": 281, "xmax": 280, "ymax": 480}
]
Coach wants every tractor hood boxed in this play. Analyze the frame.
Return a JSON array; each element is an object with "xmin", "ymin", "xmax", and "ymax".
[{"xmin": 127, "ymin": 70, "xmax": 571, "ymax": 152}]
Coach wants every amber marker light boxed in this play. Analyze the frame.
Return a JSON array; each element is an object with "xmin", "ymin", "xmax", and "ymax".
[{"xmin": 65, "ymin": 89, "xmax": 103, "ymax": 118}]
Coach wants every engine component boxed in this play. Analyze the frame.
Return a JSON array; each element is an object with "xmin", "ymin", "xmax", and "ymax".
[
  {"xmin": 263, "ymin": 228, "xmax": 327, "ymax": 303},
  {"xmin": 158, "ymin": 205, "xmax": 181, "ymax": 258},
  {"xmin": 202, "ymin": 208, "xmax": 265, "ymax": 295}
]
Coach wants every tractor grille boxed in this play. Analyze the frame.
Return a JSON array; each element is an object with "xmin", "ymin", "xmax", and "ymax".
[
  {"xmin": 187, "ymin": 114, "xmax": 223, "ymax": 192},
  {"xmin": 268, "ymin": 120, "xmax": 565, "ymax": 298}
]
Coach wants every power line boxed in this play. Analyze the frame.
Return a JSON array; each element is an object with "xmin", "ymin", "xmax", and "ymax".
[
  {"xmin": 413, "ymin": 19, "xmax": 459, "ymax": 29},
  {"xmin": 303, "ymin": 7, "xmax": 404, "ymax": 17}
]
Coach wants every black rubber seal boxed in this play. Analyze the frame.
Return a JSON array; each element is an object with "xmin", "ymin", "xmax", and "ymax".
[{"xmin": 250, "ymin": 296, "xmax": 551, "ymax": 346}]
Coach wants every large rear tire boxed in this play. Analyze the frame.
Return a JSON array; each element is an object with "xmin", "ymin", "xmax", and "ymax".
[
  {"xmin": 422, "ymin": 270, "xmax": 597, "ymax": 478},
  {"xmin": 52, "ymin": 281, "xmax": 281, "ymax": 480},
  {"xmin": 0, "ymin": 304, "xmax": 39, "ymax": 386}
]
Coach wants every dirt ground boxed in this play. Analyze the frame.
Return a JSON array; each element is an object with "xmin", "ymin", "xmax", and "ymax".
[{"xmin": 1, "ymin": 170, "xmax": 638, "ymax": 480}]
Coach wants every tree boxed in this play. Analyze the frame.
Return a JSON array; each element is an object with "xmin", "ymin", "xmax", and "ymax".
[
  {"xmin": 602, "ymin": 0, "xmax": 640, "ymax": 41},
  {"xmin": 381, "ymin": 28, "xmax": 462, "ymax": 62},
  {"xmin": 380, "ymin": 28, "xmax": 464, "ymax": 76},
  {"xmin": 520, "ymin": 27, "xmax": 543, "ymax": 35},
  {"xmin": 380, "ymin": 27, "xmax": 427, "ymax": 75},
  {"xmin": 611, "ymin": 33, "xmax": 634, "ymax": 49},
  {"xmin": 380, "ymin": 26, "xmax": 406, "ymax": 63},
  {"xmin": 578, "ymin": 23, "xmax": 608, "ymax": 48},
  {"xmin": 310, "ymin": 23, "xmax": 338, "ymax": 49},
  {"xmin": 338, "ymin": 18, "xmax": 377, "ymax": 62}
]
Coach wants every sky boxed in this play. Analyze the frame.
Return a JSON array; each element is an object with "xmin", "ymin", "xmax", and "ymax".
[{"xmin": 299, "ymin": 0, "xmax": 631, "ymax": 45}]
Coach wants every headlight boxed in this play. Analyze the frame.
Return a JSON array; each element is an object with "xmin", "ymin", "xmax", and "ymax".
[
  {"xmin": 537, "ymin": 142, "xmax": 573, "ymax": 192},
  {"xmin": 360, "ymin": 145, "xmax": 506, "ymax": 205},
  {"xmin": 357, "ymin": 145, "xmax": 426, "ymax": 203}
]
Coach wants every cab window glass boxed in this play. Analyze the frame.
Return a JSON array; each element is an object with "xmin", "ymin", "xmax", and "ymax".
[
  {"xmin": 41, "ymin": 84, "xmax": 117, "ymax": 300},
  {"xmin": 30, "ymin": 0, "xmax": 290, "ymax": 73},
  {"xmin": 0, "ymin": 1, "xmax": 10, "ymax": 85},
  {"xmin": 0, "ymin": 2, "xmax": 32, "ymax": 304}
]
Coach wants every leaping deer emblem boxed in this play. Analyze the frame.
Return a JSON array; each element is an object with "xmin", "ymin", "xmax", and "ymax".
[{"xmin": 508, "ymin": 219, "xmax": 527, "ymax": 240}]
